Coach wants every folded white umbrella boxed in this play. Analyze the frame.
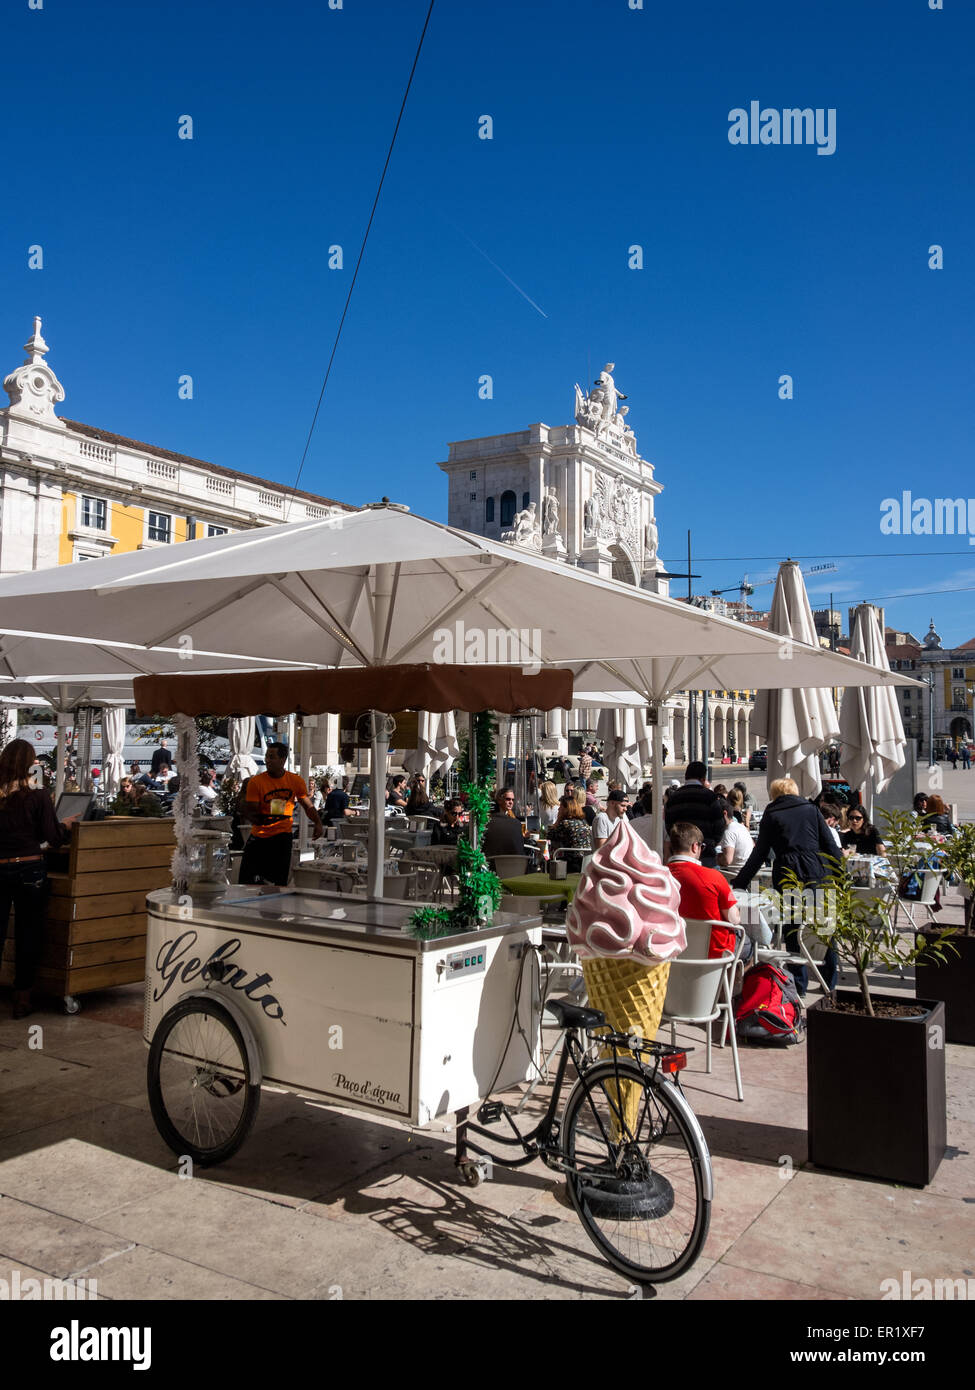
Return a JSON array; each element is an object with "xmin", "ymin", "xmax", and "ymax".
[
  {"xmin": 839, "ymin": 604, "xmax": 906, "ymax": 798},
  {"xmin": 226, "ymin": 716, "xmax": 259, "ymax": 781},
  {"xmin": 595, "ymin": 704, "xmax": 650, "ymax": 789},
  {"xmin": 401, "ymin": 711, "xmax": 459, "ymax": 781},
  {"xmin": 751, "ymin": 561, "xmax": 841, "ymax": 798},
  {"xmin": 100, "ymin": 706, "xmax": 127, "ymax": 798}
]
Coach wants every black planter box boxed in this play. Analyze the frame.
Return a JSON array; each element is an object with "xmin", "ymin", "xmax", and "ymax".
[
  {"xmin": 807, "ymin": 992, "xmax": 946, "ymax": 1187},
  {"xmin": 915, "ymin": 933, "xmax": 975, "ymax": 1046}
]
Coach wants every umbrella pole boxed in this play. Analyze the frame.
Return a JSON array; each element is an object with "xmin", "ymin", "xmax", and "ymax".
[
  {"xmin": 55, "ymin": 714, "xmax": 68, "ymax": 797},
  {"xmin": 651, "ymin": 702, "xmax": 664, "ymax": 858},
  {"xmin": 298, "ymin": 717, "xmax": 312, "ymax": 859},
  {"xmin": 366, "ymin": 711, "xmax": 389, "ymax": 901}
]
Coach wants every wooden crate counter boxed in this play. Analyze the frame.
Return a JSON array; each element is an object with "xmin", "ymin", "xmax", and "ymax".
[{"xmin": 1, "ymin": 818, "xmax": 175, "ymax": 1012}]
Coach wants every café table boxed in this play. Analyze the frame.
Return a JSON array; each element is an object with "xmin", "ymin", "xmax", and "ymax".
[{"xmin": 500, "ymin": 872, "xmax": 581, "ymax": 903}]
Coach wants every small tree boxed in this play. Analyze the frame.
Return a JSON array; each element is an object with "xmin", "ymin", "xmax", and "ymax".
[
  {"xmin": 940, "ymin": 823, "xmax": 975, "ymax": 934},
  {"xmin": 775, "ymin": 857, "xmax": 955, "ymax": 1018}
]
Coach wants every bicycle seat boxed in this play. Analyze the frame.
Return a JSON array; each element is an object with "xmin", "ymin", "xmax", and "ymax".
[{"xmin": 545, "ymin": 999, "xmax": 606, "ymax": 1031}]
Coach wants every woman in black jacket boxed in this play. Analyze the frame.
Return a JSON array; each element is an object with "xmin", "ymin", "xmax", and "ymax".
[
  {"xmin": 733, "ymin": 777, "xmax": 840, "ymax": 996},
  {"xmin": 0, "ymin": 740, "xmax": 77, "ymax": 1017}
]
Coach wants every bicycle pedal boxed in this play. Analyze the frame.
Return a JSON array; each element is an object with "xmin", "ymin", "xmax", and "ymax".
[{"xmin": 476, "ymin": 1101, "xmax": 506, "ymax": 1125}]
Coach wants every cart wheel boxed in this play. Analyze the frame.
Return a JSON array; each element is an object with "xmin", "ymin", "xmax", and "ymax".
[
  {"xmin": 147, "ymin": 997, "xmax": 259, "ymax": 1166},
  {"xmin": 63, "ymin": 996, "xmax": 80, "ymax": 1015},
  {"xmin": 459, "ymin": 1161, "xmax": 482, "ymax": 1187}
]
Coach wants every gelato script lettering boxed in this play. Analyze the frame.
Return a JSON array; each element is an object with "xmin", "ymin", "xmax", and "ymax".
[
  {"xmin": 332, "ymin": 1072, "xmax": 402, "ymax": 1108},
  {"xmin": 154, "ymin": 931, "xmax": 286, "ymax": 1024}
]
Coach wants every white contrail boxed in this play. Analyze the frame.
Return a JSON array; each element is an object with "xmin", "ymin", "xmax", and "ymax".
[{"xmin": 455, "ymin": 227, "xmax": 549, "ymax": 318}]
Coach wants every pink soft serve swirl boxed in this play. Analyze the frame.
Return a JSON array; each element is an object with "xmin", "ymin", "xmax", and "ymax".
[{"xmin": 566, "ymin": 815, "xmax": 685, "ymax": 964}]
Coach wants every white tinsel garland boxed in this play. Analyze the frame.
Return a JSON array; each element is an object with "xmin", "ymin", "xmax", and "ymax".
[{"xmin": 171, "ymin": 713, "xmax": 199, "ymax": 893}]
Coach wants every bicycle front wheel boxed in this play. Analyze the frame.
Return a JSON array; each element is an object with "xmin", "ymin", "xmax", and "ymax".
[{"xmin": 562, "ymin": 1058, "xmax": 711, "ymax": 1284}]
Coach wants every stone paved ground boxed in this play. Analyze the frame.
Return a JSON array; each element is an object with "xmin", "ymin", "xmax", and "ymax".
[{"xmin": 1, "ymin": 889, "xmax": 973, "ymax": 1302}]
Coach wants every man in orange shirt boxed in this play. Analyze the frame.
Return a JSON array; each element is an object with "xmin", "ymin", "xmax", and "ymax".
[
  {"xmin": 666, "ymin": 822, "xmax": 745, "ymax": 961},
  {"xmin": 239, "ymin": 742, "xmax": 324, "ymax": 886}
]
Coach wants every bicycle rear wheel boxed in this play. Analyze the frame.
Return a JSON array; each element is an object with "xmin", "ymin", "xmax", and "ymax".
[{"xmin": 561, "ymin": 1057, "xmax": 710, "ymax": 1284}]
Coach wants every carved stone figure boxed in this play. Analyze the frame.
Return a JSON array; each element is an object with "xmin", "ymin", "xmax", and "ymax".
[
  {"xmin": 644, "ymin": 516, "xmax": 658, "ymax": 562},
  {"xmin": 508, "ymin": 502, "xmax": 540, "ymax": 549},
  {"xmin": 542, "ymin": 487, "xmax": 559, "ymax": 537},
  {"xmin": 594, "ymin": 363, "xmax": 626, "ymax": 423}
]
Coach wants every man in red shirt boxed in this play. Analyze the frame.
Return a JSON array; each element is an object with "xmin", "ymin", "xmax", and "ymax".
[
  {"xmin": 239, "ymin": 742, "xmax": 324, "ymax": 886},
  {"xmin": 666, "ymin": 822, "xmax": 744, "ymax": 960}
]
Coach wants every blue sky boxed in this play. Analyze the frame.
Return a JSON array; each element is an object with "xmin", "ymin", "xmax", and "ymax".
[{"xmin": 3, "ymin": 0, "xmax": 973, "ymax": 643}]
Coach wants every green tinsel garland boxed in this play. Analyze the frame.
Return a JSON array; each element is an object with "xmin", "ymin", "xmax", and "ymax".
[{"xmin": 408, "ymin": 711, "xmax": 502, "ymax": 939}]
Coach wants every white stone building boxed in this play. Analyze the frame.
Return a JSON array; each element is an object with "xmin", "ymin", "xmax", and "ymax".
[{"xmin": 439, "ymin": 365, "xmax": 759, "ymax": 768}]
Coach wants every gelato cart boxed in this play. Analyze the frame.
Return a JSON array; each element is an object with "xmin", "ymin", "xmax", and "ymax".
[{"xmin": 144, "ymin": 885, "xmax": 542, "ymax": 1148}]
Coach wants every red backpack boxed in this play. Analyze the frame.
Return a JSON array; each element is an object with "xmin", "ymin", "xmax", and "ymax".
[{"xmin": 734, "ymin": 963, "xmax": 804, "ymax": 1045}]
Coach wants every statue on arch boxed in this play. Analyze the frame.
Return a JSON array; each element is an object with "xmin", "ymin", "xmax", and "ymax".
[
  {"xmin": 542, "ymin": 487, "xmax": 559, "ymax": 537},
  {"xmin": 509, "ymin": 501, "xmax": 541, "ymax": 550},
  {"xmin": 644, "ymin": 515, "xmax": 658, "ymax": 562}
]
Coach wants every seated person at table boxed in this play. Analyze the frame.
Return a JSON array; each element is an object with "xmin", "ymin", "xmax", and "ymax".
[
  {"xmin": 482, "ymin": 789, "xmax": 528, "ymax": 864},
  {"xmin": 386, "ymin": 775, "xmax": 408, "ymax": 809},
  {"xmin": 405, "ymin": 775, "xmax": 437, "ymax": 818},
  {"xmin": 323, "ymin": 782, "xmax": 354, "ymax": 822},
  {"xmin": 629, "ymin": 783, "xmax": 652, "ymax": 820},
  {"xmin": 240, "ymin": 742, "xmax": 324, "ymax": 885},
  {"xmin": 667, "ymin": 822, "xmax": 747, "ymax": 962},
  {"xmin": 591, "ymin": 789, "xmax": 630, "ymax": 850},
  {"xmin": 138, "ymin": 763, "xmax": 172, "ymax": 792},
  {"xmin": 547, "ymin": 789, "xmax": 592, "ymax": 872},
  {"xmin": 840, "ymin": 809, "xmax": 886, "ymax": 856},
  {"xmin": 922, "ymin": 794, "xmax": 955, "ymax": 837},
  {"xmin": 819, "ymin": 801, "xmax": 843, "ymax": 850},
  {"xmin": 539, "ymin": 780, "xmax": 560, "ymax": 828},
  {"xmin": 432, "ymin": 798, "xmax": 464, "ymax": 846},
  {"xmin": 717, "ymin": 797, "xmax": 753, "ymax": 871}
]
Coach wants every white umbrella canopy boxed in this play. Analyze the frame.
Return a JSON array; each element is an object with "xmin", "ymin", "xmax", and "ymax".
[
  {"xmin": 0, "ymin": 629, "xmax": 312, "ymax": 685},
  {"xmin": 0, "ymin": 505, "xmax": 874, "ymax": 672},
  {"xmin": 838, "ymin": 604, "xmax": 907, "ymax": 798},
  {"xmin": 572, "ymin": 634, "xmax": 921, "ymax": 854},
  {"xmin": 751, "ymin": 561, "xmax": 841, "ymax": 798}
]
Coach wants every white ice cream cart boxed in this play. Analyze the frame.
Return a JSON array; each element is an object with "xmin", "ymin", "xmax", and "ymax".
[{"xmin": 144, "ymin": 885, "xmax": 542, "ymax": 1158}]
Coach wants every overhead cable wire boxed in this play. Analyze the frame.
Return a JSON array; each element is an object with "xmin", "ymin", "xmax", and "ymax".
[{"xmin": 284, "ymin": 0, "xmax": 436, "ymax": 517}]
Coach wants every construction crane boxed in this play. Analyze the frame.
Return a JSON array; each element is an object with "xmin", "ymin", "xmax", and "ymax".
[{"xmin": 711, "ymin": 561, "xmax": 836, "ymax": 606}]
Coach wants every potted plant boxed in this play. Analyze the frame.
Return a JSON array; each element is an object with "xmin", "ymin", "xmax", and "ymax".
[
  {"xmin": 915, "ymin": 821, "xmax": 975, "ymax": 1044},
  {"xmin": 777, "ymin": 852, "xmax": 954, "ymax": 1186}
]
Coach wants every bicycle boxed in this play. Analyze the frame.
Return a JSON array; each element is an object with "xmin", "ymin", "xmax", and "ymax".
[{"xmin": 455, "ymin": 997, "xmax": 713, "ymax": 1285}]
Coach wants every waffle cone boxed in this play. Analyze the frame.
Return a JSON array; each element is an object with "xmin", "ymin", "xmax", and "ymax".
[{"xmin": 581, "ymin": 956, "xmax": 671, "ymax": 1138}]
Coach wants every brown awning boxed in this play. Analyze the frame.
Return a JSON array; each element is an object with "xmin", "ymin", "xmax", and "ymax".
[{"xmin": 133, "ymin": 664, "xmax": 574, "ymax": 718}]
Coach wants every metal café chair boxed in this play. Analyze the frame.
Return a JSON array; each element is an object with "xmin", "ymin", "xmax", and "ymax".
[{"xmin": 662, "ymin": 925, "xmax": 745, "ymax": 1102}]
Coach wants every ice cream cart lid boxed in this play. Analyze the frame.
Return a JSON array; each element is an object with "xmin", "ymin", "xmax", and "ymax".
[{"xmin": 133, "ymin": 663, "xmax": 573, "ymax": 717}]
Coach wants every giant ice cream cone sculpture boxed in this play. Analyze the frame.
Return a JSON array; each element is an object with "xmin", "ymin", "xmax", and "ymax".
[{"xmin": 567, "ymin": 815, "xmax": 685, "ymax": 1135}]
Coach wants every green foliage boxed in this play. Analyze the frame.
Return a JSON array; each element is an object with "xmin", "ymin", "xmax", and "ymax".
[
  {"xmin": 408, "ymin": 711, "xmax": 502, "ymax": 938},
  {"xmin": 940, "ymin": 823, "xmax": 975, "ymax": 934},
  {"xmin": 875, "ymin": 807, "xmax": 935, "ymax": 883},
  {"xmin": 407, "ymin": 906, "xmax": 455, "ymax": 940},
  {"xmin": 774, "ymin": 855, "xmax": 956, "ymax": 1017}
]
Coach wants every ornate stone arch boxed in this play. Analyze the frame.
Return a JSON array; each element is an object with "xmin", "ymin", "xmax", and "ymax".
[{"xmin": 609, "ymin": 542, "xmax": 639, "ymax": 586}]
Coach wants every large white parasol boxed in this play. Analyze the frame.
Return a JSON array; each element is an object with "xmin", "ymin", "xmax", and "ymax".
[
  {"xmin": 838, "ymin": 604, "xmax": 907, "ymax": 802},
  {"xmin": 751, "ymin": 560, "xmax": 841, "ymax": 798}
]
